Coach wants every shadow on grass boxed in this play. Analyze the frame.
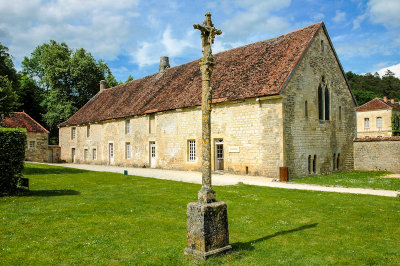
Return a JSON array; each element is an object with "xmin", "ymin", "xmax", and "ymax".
[
  {"xmin": 232, "ymin": 223, "xmax": 318, "ymax": 251},
  {"xmin": 27, "ymin": 189, "xmax": 81, "ymax": 197},
  {"xmin": 23, "ymin": 166, "xmax": 87, "ymax": 176}
]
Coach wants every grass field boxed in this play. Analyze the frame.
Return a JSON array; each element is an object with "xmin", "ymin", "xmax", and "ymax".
[
  {"xmin": 289, "ymin": 171, "xmax": 400, "ymax": 191},
  {"xmin": 0, "ymin": 163, "xmax": 399, "ymax": 265}
]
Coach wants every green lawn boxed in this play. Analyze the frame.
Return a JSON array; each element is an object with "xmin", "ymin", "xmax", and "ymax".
[
  {"xmin": 1, "ymin": 163, "xmax": 399, "ymax": 265},
  {"xmin": 289, "ymin": 171, "xmax": 400, "ymax": 191}
]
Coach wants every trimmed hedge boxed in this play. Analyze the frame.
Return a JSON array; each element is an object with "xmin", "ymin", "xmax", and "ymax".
[{"xmin": 0, "ymin": 128, "xmax": 26, "ymax": 195}]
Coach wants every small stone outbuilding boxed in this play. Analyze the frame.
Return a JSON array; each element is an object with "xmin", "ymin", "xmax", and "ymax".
[
  {"xmin": 59, "ymin": 22, "xmax": 356, "ymax": 179},
  {"xmin": 0, "ymin": 112, "xmax": 51, "ymax": 162}
]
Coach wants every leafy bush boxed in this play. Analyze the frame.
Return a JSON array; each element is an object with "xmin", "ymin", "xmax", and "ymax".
[
  {"xmin": 392, "ymin": 114, "xmax": 400, "ymax": 136},
  {"xmin": 0, "ymin": 128, "xmax": 26, "ymax": 195}
]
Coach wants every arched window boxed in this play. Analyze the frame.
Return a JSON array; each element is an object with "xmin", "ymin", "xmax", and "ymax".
[
  {"xmin": 339, "ymin": 106, "xmax": 342, "ymax": 120},
  {"xmin": 313, "ymin": 155, "xmax": 317, "ymax": 173},
  {"xmin": 325, "ymin": 86, "xmax": 330, "ymax": 120},
  {"xmin": 305, "ymin": 101, "xmax": 308, "ymax": 118},
  {"xmin": 318, "ymin": 85, "xmax": 323, "ymax": 120},
  {"xmin": 337, "ymin": 153, "xmax": 340, "ymax": 170},
  {"xmin": 308, "ymin": 155, "xmax": 311, "ymax": 174}
]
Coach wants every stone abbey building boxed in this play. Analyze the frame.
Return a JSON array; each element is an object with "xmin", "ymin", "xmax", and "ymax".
[{"xmin": 59, "ymin": 22, "xmax": 356, "ymax": 179}]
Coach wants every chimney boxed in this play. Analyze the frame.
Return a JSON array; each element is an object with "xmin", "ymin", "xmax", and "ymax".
[
  {"xmin": 391, "ymin": 99, "xmax": 395, "ymax": 104},
  {"xmin": 100, "ymin": 80, "xmax": 106, "ymax": 92},
  {"xmin": 159, "ymin": 56, "xmax": 170, "ymax": 72},
  {"xmin": 383, "ymin": 96, "xmax": 388, "ymax": 102}
]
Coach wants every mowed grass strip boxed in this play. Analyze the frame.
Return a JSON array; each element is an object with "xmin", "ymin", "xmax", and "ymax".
[
  {"xmin": 289, "ymin": 170, "xmax": 400, "ymax": 191},
  {"xmin": 0, "ymin": 163, "xmax": 399, "ymax": 265}
]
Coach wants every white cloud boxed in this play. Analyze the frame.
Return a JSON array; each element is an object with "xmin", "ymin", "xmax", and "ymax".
[
  {"xmin": 221, "ymin": 0, "xmax": 291, "ymax": 40},
  {"xmin": 368, "ymin": 0, "xmax": 400, "ymax": 28},
  {"xmin": 311, "ymin": 13, "xmax": 325, "ymax": 21},
  {"xmin": 131, "ymin": 26, "xmax": 196, "ymax": 67},
  {"xmin": 352, "ymin": 13, "xmax": 368, "ymax": 30},
  {"xmin": 0, "ymin": 0, "xmax": 139, "ymax": 62},
  {"xmin": 376, "ymin": 63, "xmax": 400, "ymax": 78},
  {"xmin": 333, "ymin": 10, "xmax": 346, "ymax": 23}
]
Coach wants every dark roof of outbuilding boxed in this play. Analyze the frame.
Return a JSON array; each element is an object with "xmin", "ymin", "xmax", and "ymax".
[
  {"xmin": 61, "ymin": 22, "xmax": 351, "ymax": 127},
  {"xmin": 356, "ymin": 98, "xmax": 400, "ymax": 112},
  {"xmin": 0, "ymin": 112, "xmax": 49, "ymax": 133}
]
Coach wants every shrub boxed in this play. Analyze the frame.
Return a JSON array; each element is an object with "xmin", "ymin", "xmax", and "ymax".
[{"xmin": 0, "ymin": 128, "xmax": 26, "ymax": 195}]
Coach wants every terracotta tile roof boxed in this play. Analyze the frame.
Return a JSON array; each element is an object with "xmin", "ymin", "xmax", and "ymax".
[
  {"xmin": 354, "ymin": 136, "xmax": 400, "ymax": 142},
  {"xmin": 60, "ymin": 22, "xmax": 334, "ymax": 127},
  {"xmin": 0, "ymin": 112, "xmax": 49, "ymax": 133},
  {"xmin": 356, "ymin": 98, "xmax": 400, "ymax": 112}
]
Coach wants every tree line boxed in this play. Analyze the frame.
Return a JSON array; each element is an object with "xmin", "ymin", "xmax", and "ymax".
[
  {"xmin": 346, "ymin": 70, "xmax": 400, "ymax": 105},
  {"xmin": 0, "ymin": 41, "xmax": 133, "ymax": 143}
]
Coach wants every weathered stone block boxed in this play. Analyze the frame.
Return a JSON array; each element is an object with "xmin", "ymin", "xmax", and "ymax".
[{"xmin": 185, "ymin": 201, "xmax": 231, "ymax": 260}]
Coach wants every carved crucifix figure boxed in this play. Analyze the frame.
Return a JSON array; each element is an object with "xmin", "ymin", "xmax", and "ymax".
[{"xmin": 193, "ymin": 12, "xmax": 222, "ymax": 203}]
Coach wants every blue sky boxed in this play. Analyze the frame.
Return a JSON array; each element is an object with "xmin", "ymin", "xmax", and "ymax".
[{"xmin": 1, "ymin": 0, "xmax": 399, "ymax": 82}]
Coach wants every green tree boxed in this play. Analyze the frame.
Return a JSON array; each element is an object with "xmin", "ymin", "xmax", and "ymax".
[
  {"xmin": 125, "ymin": 74, "xmax": 134, "ymax": 83},
  {"xmin": 0, "ymin": 42, "xmax": 18, "ymax": 89},
  {"xmin": 346, "ymin": 71, "xmax": 400, "ymax": 105},
  {"xmin": 15, "ymin": 75, "xmax": 45, "ymax": 124},
  {"xmin": 22, "ymin": 40, "xmax": 119, "ymax": 141},
  {"xmin": 0, "ymin": 76, "xmax": 19, "ymax": 117}
]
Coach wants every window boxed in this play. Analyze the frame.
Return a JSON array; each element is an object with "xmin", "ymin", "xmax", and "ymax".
[
  {"xmin": 376, "ymin": 117, "xmax": 382, "ymax": 130},
  {"xmin": 364, "ymin": 118, "xmax": 370, "ymax": 129},
  {"xmin": 317, "ymin": 78, "xmax": 330, "ymax": 121},
  {"xmin": 313, "ymin": 155, "xmax": 317, "ymax": 173},
  {"xmin": 318, "ymin": 85, "xmax": 324, "ymax": 120},
  {"xmin": 71, "ymin": 127, "xmax": 76, "ymax": 139},
  {"xmin": 337, "ymin": 153, "xmax": 340, "ymax": 170},
  {"xmin": 321, "ymin": 40, "xmax": 324, "ymax": 52},
  {"xmin": 305, "ymin": 101, "xmax": 308, "ymax": 118},
  {"xmin": 87, "ymin": 125, "xmax": 90, "ymax": 137},
  {"xmin": 308, "ymin": 155, "xmax": 311, "ymax": 174},
  {"xmin": 29, "ymin": 141, "xmax": 35, "ymax": 150},
  {"xmin": 125, "ymin": 120, "xmax": 130, "ymax": 134},
  {"xmin": 333, "ymin": 153, "xmax": 336, "ymax": 171},
  {"xmin": 339, "ymin": 106, "xmax": 342, "ymax": 120},
  {"xmin": 324, "ymin": 87, "xmax": 330, "ymax": 120},
  {"xmin": 149, "ymin": 114, "xmax": 155, "ymax": 134},
  {"xmin": 126, "ymin": 142, "xmax": 132, "ymax": 159},
  {"xmin": 84, "ymin": 149, "xmax": 88, "ymax": 160},
  {"xmin": 188, "ymin": 140, "xmax": 196, "ymax": 161},
  {"xmin": 93, "ymin": 148, "xmax": 97, "ymax": 160}
]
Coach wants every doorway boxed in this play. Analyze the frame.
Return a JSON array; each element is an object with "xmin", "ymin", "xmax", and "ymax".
[
  {"xmin": 215, "ymin": 139, "xmax": 224, "ymax": 171},
  {"xmin": 71, "ymin": 148, "xmax": 75, "ymax": 163},
  {"xmin": 149, "ymin": 142, "xmax": 156, "ymax": 168},
  {"xmin": 109, "ymin": 143, "xmax": 114, "ymax": 165}
]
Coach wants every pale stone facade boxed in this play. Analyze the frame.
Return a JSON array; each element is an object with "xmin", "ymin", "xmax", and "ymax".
[
  {"xmin": 60, "ymin": 98, "xmax": 284, "ymax": 177},
  {"xmin": 282, "ymin": 28, "xmax": 356, "ymax": 176},
  {"xmin": 356, "ymin": 109, "xmax": 399, "ymax": 138},
  {"xmin": 354, "ymin": 138, "xmax": 400, "ymax": 172},
  {"xmin": 59, "ymin": 24, "xmax": 356, "ymax": 179},
  {"xmin": 26, "ymin": 132, "xmax": 49, "ymax": 162}
]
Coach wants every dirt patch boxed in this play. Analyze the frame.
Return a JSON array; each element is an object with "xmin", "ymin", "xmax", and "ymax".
[{"xmin": 382, "ymin": 174, "xmax": 400, "ymax": 179}]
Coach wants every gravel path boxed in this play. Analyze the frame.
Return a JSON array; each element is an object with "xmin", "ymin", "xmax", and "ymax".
[{"xmin": 41, "ymin": 163, "xmax": 399, "ymax": 198}]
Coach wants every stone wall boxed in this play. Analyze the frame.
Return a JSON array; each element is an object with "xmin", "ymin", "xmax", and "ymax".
[
  {"xmin": 356, "ymin": 109, "xmax": 393, "ymax": 138},
  {"xmin": 282, "ymin": 27, "xmax": 356, "ymax": 178},
  {"xmin": 26, "ymin": 132, "xmax": 48, "ymax": 162},
  {"xmin": 60, "ymin": 97, "xmax": 284, "ymax": 178},
  {"xmin": 354, "ymin": 137, "xmax": 400, "ymax": 172}
]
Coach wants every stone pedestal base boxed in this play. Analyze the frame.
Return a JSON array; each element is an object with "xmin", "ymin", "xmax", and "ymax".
[{"xmin": 184, "ymin": 201, "xmax": 231, "ymax": 260}]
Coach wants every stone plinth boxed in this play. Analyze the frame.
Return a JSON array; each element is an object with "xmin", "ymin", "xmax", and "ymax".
[{"xmin": 184, "ymin": 201, "xmax": 231, "ymax": 260}]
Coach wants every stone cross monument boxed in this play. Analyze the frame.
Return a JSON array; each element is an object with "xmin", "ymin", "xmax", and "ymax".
[{"xmin": 184, "ymin": 12, "xmax": 231, "ymax": 260}]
